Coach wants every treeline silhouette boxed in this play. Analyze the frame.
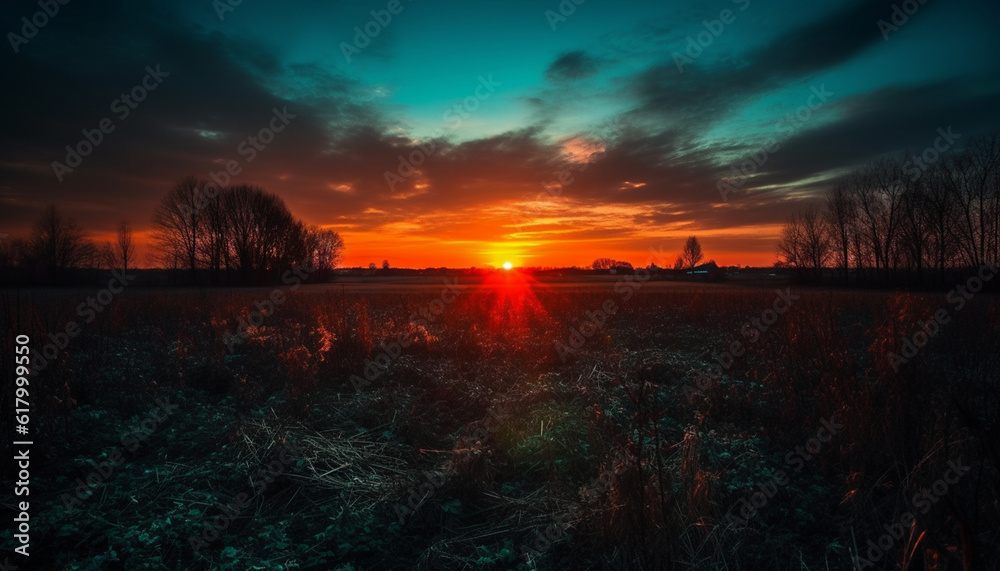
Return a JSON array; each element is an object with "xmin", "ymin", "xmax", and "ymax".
[
  {"xmin": 152, "ymin": 177, "xmax": 343, "ymax": 285},
  {"xmin": 0, "ymin": 177, "xmax": 344, "ymax": 286},
  {"xmin": 0, "ymin": 205, "xmax": 109, "ymax": 285},
  {"xmin": 777, "ymin": 132, "xmax": 1000, "ymax": 287}
]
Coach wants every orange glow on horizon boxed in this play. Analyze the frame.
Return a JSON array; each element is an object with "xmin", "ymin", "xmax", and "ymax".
[
  {"xmin": 85, "ymin": 204, "xmax": 784, "ymax": 271},
  {"xmin": 57, "ymin": 187, "xmax": 788, "ymax": 271},
  {"xmin": 115, "ymin": 232, "xmax": 780, "ymax": 270}
]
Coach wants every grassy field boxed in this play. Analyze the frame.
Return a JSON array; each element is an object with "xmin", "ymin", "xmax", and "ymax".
[{"xmin": 3, "ymin": 274, "xmax": 999, "ymax": 570}]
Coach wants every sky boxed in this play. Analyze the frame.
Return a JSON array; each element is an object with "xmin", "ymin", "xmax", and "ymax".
[{"xmin": 2, "ymin": 0, "xmax": 999, "ymax": 268}]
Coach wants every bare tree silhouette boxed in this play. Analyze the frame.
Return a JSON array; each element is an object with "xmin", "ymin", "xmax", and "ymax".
[
  {"xmin": 28, "ymin": 204, "xmax": 97, "ymax": 281},
  {"xmin": 779, "ymin": 132, "xmax": 1000, "ymax": 285},
  {"xmin": 592, "ymin": 258, "xmax": 615, "ymax": 270},
  {"xmin": 152, "ymin": 176, "xmax": 206, "ymax": 279},
  {"xmin": 681, "ymin": 236, "xmax": 703, "ymax": 271},
  {"xmin": 114, "ymin": 220, "xmax": 135, "ymax": 273},
  {"xmin": 152, "ymin": 177, "xmax": 330, "ymax": 284},
  {"xmin": 776, "ymin": 207, "xmax": 832, "ymax": 279}
]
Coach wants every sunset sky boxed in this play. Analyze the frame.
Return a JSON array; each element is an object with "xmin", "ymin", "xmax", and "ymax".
[{"xmin": 2, "ymin": 0, "xmax": 999, "ymax": 268}]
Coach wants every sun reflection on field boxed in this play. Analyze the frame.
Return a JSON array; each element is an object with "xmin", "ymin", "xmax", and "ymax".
[{"xmin": 479, "ymin": 267, "xmax": 547, "ymax": 330}]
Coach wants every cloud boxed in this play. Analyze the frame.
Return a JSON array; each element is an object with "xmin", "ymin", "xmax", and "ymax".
[
  {"xmin": 0, "ymin": 0, "xmax": 379, "ymax": 231},
  {"xmin": 723, "ymin": 76, "xmax": 1000, "ymax": 196},
  {"xmin": 628, "ymin": 0, "xmax": 934, "ymax": 127},
  {"xmin": 545, "ymin": 50, "xmax": 600, "ymax": 82}
]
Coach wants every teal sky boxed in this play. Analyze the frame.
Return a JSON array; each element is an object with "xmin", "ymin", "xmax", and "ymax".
[{"xmin": 171, "ymin": 0, "xmax": 998, "ymax": 147}]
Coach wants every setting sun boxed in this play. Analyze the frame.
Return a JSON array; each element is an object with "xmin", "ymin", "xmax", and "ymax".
[{"xmin": 503, "ymin": 262, "xmax": 513, "ymax": 270}]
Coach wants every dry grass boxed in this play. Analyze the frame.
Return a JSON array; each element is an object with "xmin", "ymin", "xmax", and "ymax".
[{"xmin": 5, "ymin": 281, "xmax": 999, "ymax": 569}]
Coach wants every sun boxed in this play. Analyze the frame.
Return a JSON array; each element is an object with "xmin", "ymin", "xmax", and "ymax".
[{"xmin": 502, "ymin": 261, "xmax": 513, "ymax": 270}]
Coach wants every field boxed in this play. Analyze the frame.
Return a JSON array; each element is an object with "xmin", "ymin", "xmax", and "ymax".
[{"xmin": 3, "ymin": 274, "xmax": 999, "ymax": 570}]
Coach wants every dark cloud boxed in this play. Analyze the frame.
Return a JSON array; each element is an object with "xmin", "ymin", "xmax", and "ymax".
[
  {"xmin": 750, "ymin": 1, "xmax": 899, "ymax": 78},
  {"xmin": 545, "ymin": 50, "xmax": 600, "ymax": 82},
  {"xmin": 0, "ymin": 0, "xmax": 377, "ymax": 232},
  {"xmin": 629, "ymin": 0, "xmax": 937, "ymax": 126},
  {"xmin": 722, "ymin": 76, "xmax": 1000, "ymax": 199}
]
